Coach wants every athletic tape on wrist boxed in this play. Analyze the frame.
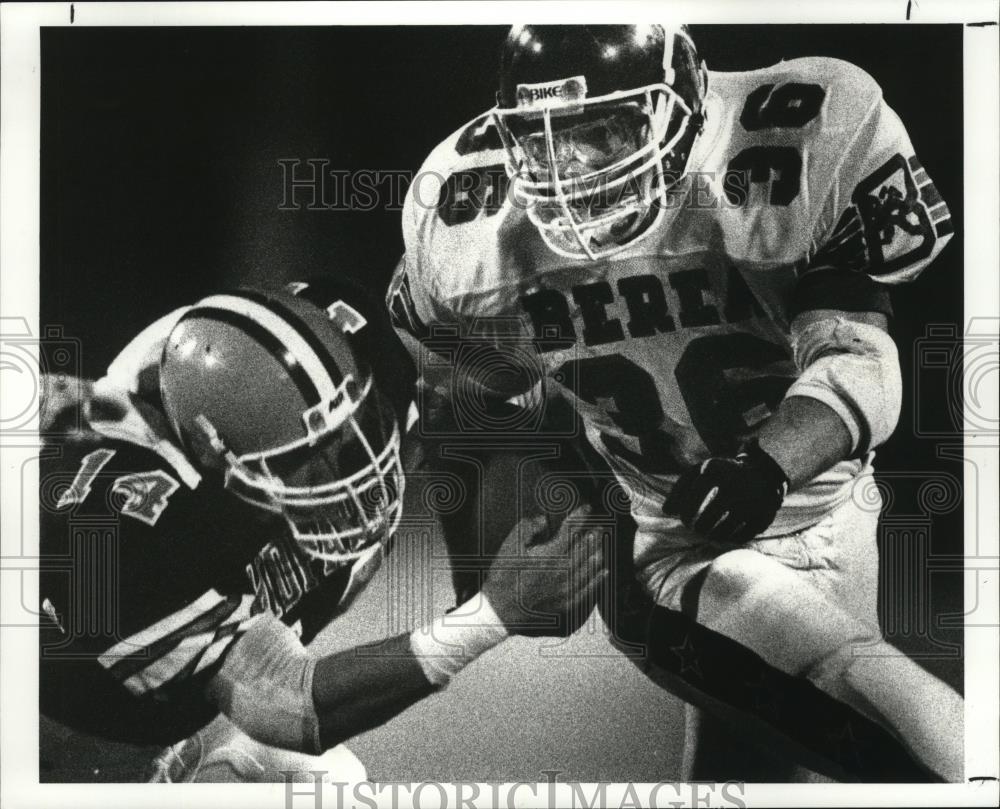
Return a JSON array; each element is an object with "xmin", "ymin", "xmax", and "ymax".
[{"xmin": 409, "ymin": 595, "xmax": 510, "ymax": 686}]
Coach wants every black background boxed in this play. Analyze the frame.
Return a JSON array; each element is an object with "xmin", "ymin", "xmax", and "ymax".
[{"xmin": 40, "ymin": 22, "xmax": 965, "ymax": 718}]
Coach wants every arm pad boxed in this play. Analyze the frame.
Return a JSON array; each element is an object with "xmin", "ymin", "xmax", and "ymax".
[
  {"xmin": 205, "ymin": 614, "xmax": 322, "ymax": 754},
  {"xmin": 785, "ymin": 317, "xmax": 902, "ymax": 455}
]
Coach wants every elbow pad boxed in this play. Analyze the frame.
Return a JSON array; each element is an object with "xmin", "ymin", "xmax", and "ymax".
[
  {"xmin": 785, "ymin": 318, "xmax": 902, "ymax": 454},
  {"xmin": 205, "ymin": 613, "xmax": 322, "ymax": 754}
]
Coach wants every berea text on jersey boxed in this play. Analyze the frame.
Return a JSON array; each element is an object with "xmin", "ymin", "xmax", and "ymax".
[{"xmin": 519, "ymin": 265, "xmax": 767, "ymax": 352}]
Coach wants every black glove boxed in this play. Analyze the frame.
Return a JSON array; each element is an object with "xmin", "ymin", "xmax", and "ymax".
[{"xmin": 663, "ymin": 442, "xmax": 790, "ymax": 545}]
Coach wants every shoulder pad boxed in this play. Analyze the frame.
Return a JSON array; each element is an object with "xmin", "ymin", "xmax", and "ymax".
[
  {"xmin": 420, "ymin": 111, "xmax": 506, "ymax": 174},
  {"xmin": 709, "ymin": 56, "xmax": 883, "ymax": 136},
  {"xmin": 780, "ymin": 56, "xmax": 883, "ymax": 123}
]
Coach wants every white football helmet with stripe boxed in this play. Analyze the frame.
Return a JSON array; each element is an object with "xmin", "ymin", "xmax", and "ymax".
[{"xmin": 159, "ymin": 287, "xmax": 403, "ymax": 562}]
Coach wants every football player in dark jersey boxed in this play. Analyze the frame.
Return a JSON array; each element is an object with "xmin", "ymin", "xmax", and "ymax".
[{"xmin": 40, "ymin": 280, "xmax": 605, "ymax": 781}]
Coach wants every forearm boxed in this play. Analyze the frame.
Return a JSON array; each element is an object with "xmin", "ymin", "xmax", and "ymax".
[
  {"xmin": 313, "ymin": 595, "xmax": 511, "ymax": 749},
  {"xmin": 759, "ymin": 309, "xmax": 900, "ymax": 490},
  {"xmin": 311, "ymin": 633, "xmax": 439, "ymax": 750},
  {"xmin": 756, "ymin": 396, "xmax": 852, "ymax": 491},
  {"xmin": 665, "ymin": 312, "xmax": 897, "ymax": 543}
]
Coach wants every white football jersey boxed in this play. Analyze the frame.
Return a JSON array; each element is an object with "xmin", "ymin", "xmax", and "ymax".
[{"xmin": 390, "ymin": 57, "xmax": 953, "ymax": 533}]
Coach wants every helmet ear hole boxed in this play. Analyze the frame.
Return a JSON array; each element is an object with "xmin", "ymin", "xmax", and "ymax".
[{"xmin": 303, "ymin": 404, "xmax": 330, "ymax": 440}]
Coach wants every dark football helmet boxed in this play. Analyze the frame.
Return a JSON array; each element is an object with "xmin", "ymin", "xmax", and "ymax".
[
  {"xmin": 159, "ymin": 287, "xmax": 403, "ymax": 562},
  {"xmin": 493, "ymin": 25, "xmax": 708, "ymax": 260}
]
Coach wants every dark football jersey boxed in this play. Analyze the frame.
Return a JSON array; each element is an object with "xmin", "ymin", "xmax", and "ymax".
[
  {"xmin": 41, "ymin": 274, "xmax": 410, "ymax": 746},
  {"xmin": 41, "ymin": 416, "xmax": 262, "ymax": 743},
  {"xmin": 39, "ymin": 401, "xmax": 383, "ymax": 745}
]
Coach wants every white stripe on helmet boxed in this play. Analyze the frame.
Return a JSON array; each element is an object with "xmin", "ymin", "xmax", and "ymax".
[
  {"xmin": 196, "ymin": 294, "xmax": 340, "ymax": 404},
  {"xmin": 661, "ymin": 25, "xmax": 678, "ymax": 84}
]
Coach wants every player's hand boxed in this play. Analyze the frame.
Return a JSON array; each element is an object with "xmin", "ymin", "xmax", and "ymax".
[
  {"xmin": 482, "ymin": 505, "xmax": 607, "ymax": 637},
  {"xmin": 39, "ymin": 374, "xmax": 94, "ymax": 433},
  {"xmin": 662, "ymin": 443, "xmax": 790, "ymax": 545}
]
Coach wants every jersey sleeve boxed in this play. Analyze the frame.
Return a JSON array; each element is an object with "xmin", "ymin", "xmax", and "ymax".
[
  {"xmin": 386, "ymin": 115, "xmax": 547, "ymax": 409},
  {"xmin": 386, "ymin": 161, "xmax": 475, "ymax": 394},
  {"xmin": 797, "ymin": 73, "xmax": 953, "ymax": 318},
  {"xmin": 386, "ymin": 188, "xmax": 453, "ymax": 349},
  {"xmin": 386, "ymin": 111, "xmax": 506, "ymax": 350},
  {"xmin": 93, "ymin": 591, "xmax": 257, "ymax": 699},
  {"xmin": 387, "ymin": 240, "xmax": 543, "ymax": 406}
]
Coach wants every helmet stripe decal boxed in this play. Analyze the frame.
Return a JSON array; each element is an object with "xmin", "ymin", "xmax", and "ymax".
[
  {"xmin": 662, "ymin": 25, "xmax": 678, "ymax": 84},
  {"xmin": 229, "ymin": 289, "xmax": 345, "ymax": 388},
  {"xmin": 181, "ymin": 305, "xmax": 323, "ymax": 405},
  {"xmin": 194, "ymin": 294, "xmax": 341, "ymax": 404}
]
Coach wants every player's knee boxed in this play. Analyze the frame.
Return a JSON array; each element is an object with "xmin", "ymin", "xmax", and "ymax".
[
  {"xmin": 699, "ymin": 549, "xmax": 772, "ymax": 607},
  {"xmin": 693, "ymin": 548, "xmax": 807, "ymax": 638},
  {"xmin": 805, "ymin": 632, "xmax": 884, "ymax": 693},
  {"xmin": 699, "ymin": 549, "xmax": 882, "ymax": 673}
]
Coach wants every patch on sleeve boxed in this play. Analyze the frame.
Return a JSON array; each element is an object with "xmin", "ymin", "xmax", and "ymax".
[{"xmin": 812, "ymin": 153, "xmax": 952, "ymax": 283}]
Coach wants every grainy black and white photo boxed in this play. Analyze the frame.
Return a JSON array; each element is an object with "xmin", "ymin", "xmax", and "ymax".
[{"xmin": 1, "ymin": 2, "xmax": 997, "ymax": 808}]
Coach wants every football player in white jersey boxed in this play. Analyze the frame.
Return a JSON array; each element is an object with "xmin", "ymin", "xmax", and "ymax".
[{"xmin": 388, "ymin": 24, "xmax": 962, "ymax": 781}]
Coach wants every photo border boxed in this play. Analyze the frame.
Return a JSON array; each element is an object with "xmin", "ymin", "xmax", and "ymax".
[{"xmin": 2, "ymin": 2, "xmax": 997, "ymax": 807}]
